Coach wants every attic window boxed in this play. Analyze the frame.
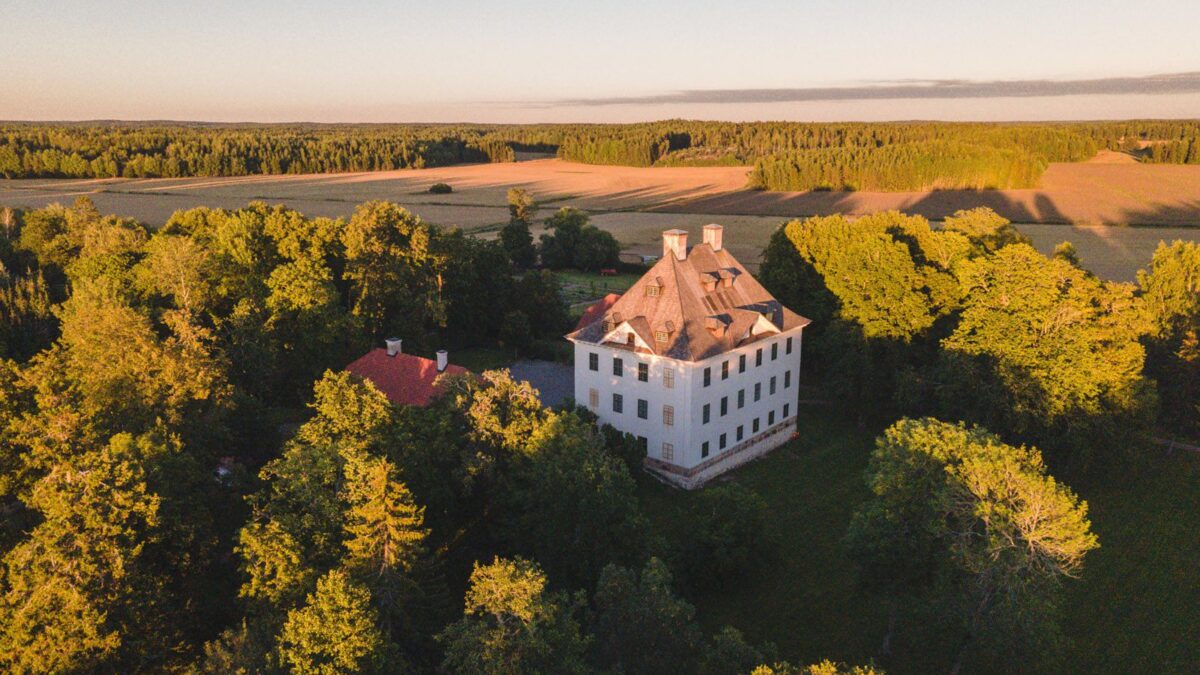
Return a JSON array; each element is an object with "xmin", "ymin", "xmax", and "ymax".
[
  {"xmin": 654, "ymin": 330, "xmax": 668, "ymax": 343},
  {"xmin": 602, "ymin": 319, "xmax": 613, "ymax": 333},
  {"xmin": 646, "ymin": 284, "xmax": 660, "ymax": 297}
]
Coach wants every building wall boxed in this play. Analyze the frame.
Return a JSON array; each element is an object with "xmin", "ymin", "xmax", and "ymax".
[{"xmin": 573, "ymin": 325, "xmax": 805, "ymax": 477}]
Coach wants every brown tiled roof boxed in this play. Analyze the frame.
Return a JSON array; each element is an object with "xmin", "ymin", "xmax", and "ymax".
[
  {"xmin": 566, "ymin": 239, "xmax": 810, "ymax": 361},
  {"xmin": 345, "ymin": 349, "xmax": 469, "ymax": 407},
  {"xmin": 574, "ymin": 293, "xmax": 622, "ymax": 332}
]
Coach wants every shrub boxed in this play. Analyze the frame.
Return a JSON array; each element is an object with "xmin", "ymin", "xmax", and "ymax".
[{"xmin": 428, "ymin": 182, "xmax": 453, "ymax": 194}]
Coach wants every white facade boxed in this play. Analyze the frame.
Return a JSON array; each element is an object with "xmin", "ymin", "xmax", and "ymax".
[{"xmin": 573, "ymin": 325, "xmax": 804, "ymax": 489}]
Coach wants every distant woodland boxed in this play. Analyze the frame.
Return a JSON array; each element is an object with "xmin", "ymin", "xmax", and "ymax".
[{"xmin": 2, "ymin": 120, "xmax": 1199, "ymax": 190}]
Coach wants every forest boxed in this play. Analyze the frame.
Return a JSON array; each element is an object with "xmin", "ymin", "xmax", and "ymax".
[
  {"xmin": 2, "ymin": 120, "xmax": 1198, "ymax": 190},
  {"xmin": 0, "ymin": 189, "xmax": 1196, "ymax": 672}
]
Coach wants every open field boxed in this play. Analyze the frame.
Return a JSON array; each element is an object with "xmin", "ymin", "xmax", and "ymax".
[
  {"xmin": 640, "ymin": 409, "xmax": 1200, "ymax": 674},
  {"xmin": 3, "ymin": 157, "xmax": 1199, "ymax": 282}
]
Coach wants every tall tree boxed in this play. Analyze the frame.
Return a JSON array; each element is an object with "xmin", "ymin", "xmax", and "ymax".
[
  {"xmin": 501, "ymin": 188, "xmax": 538, "ymax": 268},
  {"xmin": 275, "ymin": 569, "xmax": 389, "ymax": 674}
]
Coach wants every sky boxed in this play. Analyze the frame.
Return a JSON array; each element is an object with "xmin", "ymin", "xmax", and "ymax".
[{"xmin": 3, "ymin": 0, "xmax": 1200, "ymax": 123}]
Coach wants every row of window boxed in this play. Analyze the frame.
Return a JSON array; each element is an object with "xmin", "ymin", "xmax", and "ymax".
[
  {"xmin": 701, "ymin": 370, "xmax": 792, "ymax": 423},
  {"xmin": 594, "ymin": 390, "xmax": 677, "ymax": 425},
  {"xmin": 700, "ymin": 403, "xmax": 792, "ymax": 458},
  {"xmin": 703, "ymin": 336, "xmax": 793, "ymax": 387}
]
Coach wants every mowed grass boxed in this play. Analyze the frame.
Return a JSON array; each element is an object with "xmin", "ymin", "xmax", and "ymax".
[{"xmin": 639, "ymin": 409, "xmax": 1200, "ymax": 673}]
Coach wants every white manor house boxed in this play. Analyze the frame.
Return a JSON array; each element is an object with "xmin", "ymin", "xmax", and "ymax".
[{"xmin": 567, "ymin": 225, "xmax": 810, "ymax": 488}]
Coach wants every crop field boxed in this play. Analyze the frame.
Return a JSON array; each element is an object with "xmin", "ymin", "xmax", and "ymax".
[{"xmin": 2, "ymin": 155, "xmax": 1199, "ymax": 281}]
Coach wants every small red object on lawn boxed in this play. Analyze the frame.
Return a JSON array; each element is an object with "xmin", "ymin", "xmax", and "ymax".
[{"xmin": 600, "ymin": 268, "xmax": 617, "ymax": 276}]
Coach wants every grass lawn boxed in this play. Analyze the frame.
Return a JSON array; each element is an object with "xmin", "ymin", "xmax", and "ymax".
[
  {"xmin": 638, "ymin": 409, "xmax": 1200, "ymax": 673},
  {"xmin": 553, "ymin": 269, "xmax": 641, "ymax": 309}
]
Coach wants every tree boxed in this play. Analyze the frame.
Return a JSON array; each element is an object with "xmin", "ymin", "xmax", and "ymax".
[
  {"xmin": 499, "ymin": 310, "xmax": 533, "ymax": 355},
  {"xmin": 1137, "ymin": 240, "xmax": 1200, "ymax": 434},
  {"xmin": 501, "ymin": 188, "xmax": 538, "ymax": 268},
  {"xmin": 937, "ymin": 244, "xmax": 1154, "ymax": 462},
  {"xmin": 501, "ymin": 412, "xmax": 648, "ymax": 588},
  {"xmin": 589, "ymin": 558, "xmax": 702, "ymax": 674},
  {"xmin": 341, "ymin": 452, "xmax": 428, "ymax": 579},
  {"xmin": 275, "ymin": 569, "xmax": 388, "ymax": 674},
  {"xmin": 538, "ymin": 207, "xmax": 620, "ymax": 271},
  {"xmin": 341, "ymin": 201, "xmax": 443, "ymax": 341},
  {"xmin": 846, "ymin": 418, "xmax": 1099, "ymax": 668},
  {"xmin": 438, "ymin": 557, "xmax": 590, "ymax": 675},
  {"xmin": 0, "ymin": 435, "xmax": 160, "ymax": 673},
  {"xmin": 676, "ymin": 483, "xmax": 768, "ymax": 584},
  {"xmin": 942, "ymin": 207, "xmax": 1031, "ymax": 254}
]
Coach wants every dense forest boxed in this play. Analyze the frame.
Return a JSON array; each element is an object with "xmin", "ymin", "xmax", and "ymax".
[
  {"xmin": 0, "ymin": 193, "xmax": 1196, "ymax": 671},
  {"xmin": 2, "ymin": 120, "xmax": 1197, "ymax": 189}
]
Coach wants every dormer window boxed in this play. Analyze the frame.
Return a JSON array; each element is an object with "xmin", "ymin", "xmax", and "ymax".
[
  {"xmin": 646, "ymin": 285, "xmax": 660, "ymax": 297},
  {"xmin": 654, "ymin": 330, "xmax": 668, "ymax": 343}
]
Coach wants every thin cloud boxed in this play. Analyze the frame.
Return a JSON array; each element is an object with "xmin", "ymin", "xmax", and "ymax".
[{"xmin": 553, "ymin": 72, "xmax": 1200, "ymax": 107}]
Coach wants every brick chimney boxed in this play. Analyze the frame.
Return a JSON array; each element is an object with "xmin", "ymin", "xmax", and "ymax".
[
  {"xmin": 703, "ymin": 224, "xmax": 723, "ymax": 251},
  {"xmin": 385, "ymin": 337, "xmax": 403, "ymax": 357},
  {"xmin": 436, "ymin": 349, "xmax": 449, "ymax": 372},
  {"xmin": 662, "ymin": 229, "xmax": 688, "ymax": 261}
]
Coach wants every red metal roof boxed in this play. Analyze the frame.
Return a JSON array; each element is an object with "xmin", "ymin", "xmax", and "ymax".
[
  {"xmin": 344, "ymin": 349, "xmax": 469, "ymax": 407},
  {"xmin": 574, "ymin": 293, "xmax": 623, "ymax": 332}
]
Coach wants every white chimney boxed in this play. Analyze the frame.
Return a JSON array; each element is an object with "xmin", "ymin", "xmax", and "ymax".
[
  {"xmin": 436, "ymin": 349, "xmax": 449, "ymax": 372},
  {"xmin": 703, "ymin": 224, "xmax": 723, "ymax": 251},
  {"xmin": 662, "ymin": 229, "xmax": 688, "ymax": 261},
  {"xmin": 385, "ymin": 338, "xmax": 403, "ymax": 357}
]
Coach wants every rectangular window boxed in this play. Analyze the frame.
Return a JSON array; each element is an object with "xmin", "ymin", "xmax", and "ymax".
[
  {"xmin": 637, "ymin": 436, "xmax": 647, "ymax": 453},
  {"xmin": 737, "ymin": 425, "xmax": 744, "ymax": 442},
  {"xmin": 637, "ymin": 399, "xmax": 648, "ymax": 419},
  {"xmin": 783, "ymin": 403, "xmax": 790, "ymax": 419},
  {"xmin": 784, "ymin": 370, "xmax": 792, "ymax": 389},
  {"xmin": 720, "ymin": 397, "xmax": 728, "ymax": 416},
  {"xmin": 786, "ymin": 337, "xmax": 793, "ymax": 354},
  {"xmin": 756, "ymin": 348, "xmax": 763, "ymax": 366},
  {"xmin": 588, "ymin": 353, "xmax": 598, "ymax": 371},
  {"xmin": 663, "ymin": 405, "xmax": 674, "ymax": 426},
  {"xmin": 768, "ymin": 410, "xmax": 776, "ymax": 425},
  {"xmin": 612, "ymin": 393, "xmax": 623, "ymax": 414},
  {"xmin": 772, "ymin": 342, "xmax": 779, "ymax": 361},
  {"xmin": 613, "ymin": 357, "xmax": 623, "ymax": 377},
  {"xmin": 721, "ymin": 360, "xmax": 730, "ymax": 380},
  {"xmin": 662, "ymin": 442, "xmax": 674, "ymax": 461},
  {"xmin": 770, "ymin": 376, "xmax": 777, "ymax": 396},
  {"xmin": 754, "ymin": 382, "xmax": 761, "ymax": 402},
  {"xmin": 702, "ymin": 403, "xmax": 711, "ymax": 424},
  {"xmin": 737, "ymin": 389, "xmax": 745, "ymax": 409},
  {"xmin": 638, "ymin": 363, "xmax": 648, "ymax": 382},
  {"xmin": 703, "ymin": 367, "xmax": 711, "ymax": 387},
  {"xmin": 663, "ymin": 368, "xmax": 675, "ymax": 389},
  {"xmin": 646, "ymin": 284, "xmax": 660, "ymax": 297},
  {"xmin": 753, "ymin": 417, "xmax": 760, "ymax": 433},
  {"xmin": 719, "ymin": 433, "xmax": 727, "ymax": 450},
  {"xmin": 739, "ymin": 354, "xmax": 747, "ymax": 373},
  {"xmin": 588, "ymin": 388, "xmax": 598, "ymax": 409},
  {"xmin": 701, "ymin": 441, "xmax": 710, "ymax": 458},
  {"xmin": 654, "ymin": 330, "xmax": 668, "ymax": 343}
]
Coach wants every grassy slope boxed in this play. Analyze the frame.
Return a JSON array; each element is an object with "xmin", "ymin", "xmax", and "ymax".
[{"xmin": 639, "ymin": 409, "xmax": 1200, "ymax": 673}]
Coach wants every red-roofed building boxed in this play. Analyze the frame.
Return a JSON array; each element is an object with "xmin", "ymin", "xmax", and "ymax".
[
  {"xmin": 345, "ymin": 341, "xmax": 469, "ymax": 407},
  {"xmin": 574, "ymin": 293, "xmax": 623, "ymax": 332}
]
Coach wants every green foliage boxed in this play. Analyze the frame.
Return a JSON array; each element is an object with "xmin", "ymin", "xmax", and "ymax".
[
  {"xmin": 589, "ymin": 557, "xmax": 702, "ymax": 674},
  {"xmin": 942, "ymin": 207, "xmax": 1031, "ymax": 254},
  {"xmin": 276, "ymin": 569, "xmax": 389, "ymax": 674},
  {"xmin": 937, "ymin": 244, "xmax": 1155, "ymax": 462},
  {"xmin": 439, "ymin": 557, "xmax": 591, "ymax": 675},
  {"xmin": 538, "ymin": 207, "xmax": 620, "ymax": 272},
  {"xmin": 1137, "ymin": 240, "xmax": 1200, "ymax": 435},
  {"xmin": 428, "ymin": 182, "xmax": 453, "ymax": 194},
  {"xmin": 847, "ymin": 418, "xmax": 1099, "ymax": 667},
  {"xmin": 676, "ymin": 483, "xmax": 769, "ymax": 585}
]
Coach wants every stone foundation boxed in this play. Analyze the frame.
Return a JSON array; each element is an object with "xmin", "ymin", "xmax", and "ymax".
[{"xmin": 644, "ymin": 417, "xmax": 797, "ymax": 489}]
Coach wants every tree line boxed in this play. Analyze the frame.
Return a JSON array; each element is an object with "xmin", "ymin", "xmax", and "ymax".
[{"xmin": 3, "ymin": 120, "xmax": 1197, "ymax": 186}]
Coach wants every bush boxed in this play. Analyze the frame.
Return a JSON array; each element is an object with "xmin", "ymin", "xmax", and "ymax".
[{"xmin": 428, "ymin": 182, "xmax": 453, "ymax": 194}]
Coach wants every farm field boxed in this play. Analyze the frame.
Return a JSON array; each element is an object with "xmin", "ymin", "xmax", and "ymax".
[
  {"xmin": 640, "ymin": 409, "xmax": 1200, "ymax": 674},
  {"xmin": 3, "ymin": 156, "xmax": 1199, "ymax": 282}
]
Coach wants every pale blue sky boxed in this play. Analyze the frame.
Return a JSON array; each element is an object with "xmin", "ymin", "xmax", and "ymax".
[{"xmin": 3, "ymin": 0, "xmax": 1199, "ymax": 122}]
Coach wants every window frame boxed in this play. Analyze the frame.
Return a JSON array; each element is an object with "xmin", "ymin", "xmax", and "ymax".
[
  {"xmin": 637, "ymin": 398, "xmax": 648, "ymax": 419},
  {"xmin": 662, "ymin": 405, "xmax": 674, "ymax": 426},
  {"xmin": 612, "ymin": 393, "xmax": 623, "ymax": 414},
  {"xmin": 613, "ymin": 357, "xmax": 623, "ymax": 377},
  {"xmin": 588, "ymin": 352, "xmax": 598, "ymax": 371},
  {"xmin": 637, "ymin": 362, "xmax": 648, "ymax": 382}
]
